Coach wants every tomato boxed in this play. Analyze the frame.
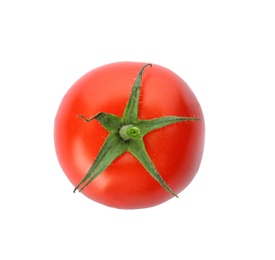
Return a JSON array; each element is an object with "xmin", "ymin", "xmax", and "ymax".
[{"xmin": 54, "ymin": 62, "xmax": 204, "ymax": 209}]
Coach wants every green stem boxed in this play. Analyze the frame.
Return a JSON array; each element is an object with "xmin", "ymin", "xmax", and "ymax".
[{"xmin": 119, "ymin": 125, "xmax": 141, "ymax": 140}]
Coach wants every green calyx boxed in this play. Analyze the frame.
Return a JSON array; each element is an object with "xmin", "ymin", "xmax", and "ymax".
[{"xmin": 74, "ymin": 64, "xmax": 199, "ymax": 197}]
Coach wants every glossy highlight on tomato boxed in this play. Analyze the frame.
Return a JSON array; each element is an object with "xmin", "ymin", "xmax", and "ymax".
[{"xmin": 54, "ymin": 62, "xmax": 205, "ymax": 209}]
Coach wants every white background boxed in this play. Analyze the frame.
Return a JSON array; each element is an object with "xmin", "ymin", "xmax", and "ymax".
[{"xmin": 1, "ymin": 0, "xmax": 274, "ymax": 259}]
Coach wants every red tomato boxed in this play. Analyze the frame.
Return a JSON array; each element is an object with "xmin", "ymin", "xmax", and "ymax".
[{"xmin": 54, "ymin": 62, "xmax": 204, "ymax": 209}]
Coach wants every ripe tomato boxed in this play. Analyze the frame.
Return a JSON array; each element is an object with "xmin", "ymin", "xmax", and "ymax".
[{"xmin": 54, "ymin": 62, "xmax": 204, "ymax": 209}]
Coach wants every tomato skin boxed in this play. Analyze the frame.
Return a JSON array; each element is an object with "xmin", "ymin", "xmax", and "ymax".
[{"xmin": 54, "ymin": 62, "xmax": 204, "ymax": 209}]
